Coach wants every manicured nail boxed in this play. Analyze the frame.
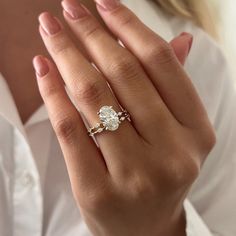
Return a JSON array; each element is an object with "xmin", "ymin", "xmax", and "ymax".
[
  {"xmin": 180, "ymin": 32, "xmax": 190, "ymax": 37},
  {"xmin": 33, "ymin": 56, "xmax": 49, "ymax": 78},
  {"xmin": 39, "ymin": 12, "xmax": 61, "ymax": 35},
  {"xmin": 62, "ymin": 0, "xmax": 89, "ymax": 19},
  {"xmin": 180, "ymin": 32, "xmax": 193, "ymax": 54},
  {"xmin": 187, "ymin": 36, "xmax": 193, "ymax": 54},
  {"xmin": 94, "ymin": 0, "xmax": 120, "ymax": 11}
]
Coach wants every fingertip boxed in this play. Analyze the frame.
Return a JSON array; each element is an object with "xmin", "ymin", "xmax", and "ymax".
[
  {"xmin": 62, "ymin": 9, "xmax": 71, "ymax": 20},
  {"xmin": 38, "ymin": 11, "xmax": 63, "ymax": 36},
  {"xmin": 180, "ymin": 33, "xmax": 193, "ymax": 54},
  {"xmin": 39, "ymin": 24, "xmax": 48, "ymax": 37},
  {"xmin": 94, "ymin": 0, "xmax": 121, "ymax": 12},
  {"xmin": 32, "ymin": 55, "xmax": 50, "ymax": 78},
  {"xmin": 179, "ymin": 32, "xmax": 192, "ymax": 37},
  {"xmin": 170, "ymin": 33, "xmax": 194, "ymax": 65},
  {"xmin": 38, "ymin": 11, "xmax": 50, "ymax": 24}
]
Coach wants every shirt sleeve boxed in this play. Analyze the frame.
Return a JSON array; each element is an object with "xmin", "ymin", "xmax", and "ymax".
[
  {"xmin": 184, "ymin": 199, "xmax": 213, "ymax": 236},
  {"xmin": 183, "ymin": 25, "xmax": 236, "ymax": 236}
]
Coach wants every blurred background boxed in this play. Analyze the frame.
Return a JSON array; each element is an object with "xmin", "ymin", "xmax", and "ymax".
[{"xmin": 215, "ymin": 0, "xmax": 236, "ymax": 80}]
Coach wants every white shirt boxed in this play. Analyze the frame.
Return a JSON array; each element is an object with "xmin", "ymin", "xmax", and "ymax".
[{"xmin": 0, "ymin": 0, "xmax": 236, "ymax": 235}]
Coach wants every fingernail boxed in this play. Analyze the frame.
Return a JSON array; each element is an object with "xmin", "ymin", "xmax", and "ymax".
[
  {"xmin": 94, "ymin": 0, "xmax": 120, "ymax": 11},
  {"xmin": 33, "ymin": 56, "xmax": 49, "ymax": 78},
  {"xmin": 180, "ymin": 32, "xmax": 193, "ymax": 54},
  {"xmin": 39, "ymin": 12, "xmax": 61, "ymax": 35},
  {"xmin": 188, "ymin": 36, "xmax": 193, "ymax": 54},
  {"xmin": 62, "ymin": 0, "xmax": 89, "ymax": 19},
  {"xmin": 179, "ymin": 32, "xmax": 190, "ymax": 37}
]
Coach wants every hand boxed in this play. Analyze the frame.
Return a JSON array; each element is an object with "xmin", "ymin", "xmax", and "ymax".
[{"xmin": 33, "ymin": 0, "xmax": 216, "ymax": 235}]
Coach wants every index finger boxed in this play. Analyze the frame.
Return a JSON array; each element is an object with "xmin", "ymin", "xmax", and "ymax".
[{"xmin": 33, "ymin": 56, "xmax": 107, "ymax": 195}]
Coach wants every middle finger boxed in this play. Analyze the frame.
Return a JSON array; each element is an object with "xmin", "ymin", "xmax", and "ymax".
[{"xmin": 61, "ymin": 0, "xmax": 176, "ymax": 140}]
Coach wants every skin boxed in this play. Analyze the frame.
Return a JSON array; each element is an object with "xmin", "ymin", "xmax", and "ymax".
[
  {"xmin": 0, "ymin": 0, "xmax": 191, "ymax": 124},
  {"xmin": 33, "ymin": 0, "xmax": 216, "ymax": 235},
  {"xmin": 0, "ymin": 0, "xmax": 211, "ymax": 235}
]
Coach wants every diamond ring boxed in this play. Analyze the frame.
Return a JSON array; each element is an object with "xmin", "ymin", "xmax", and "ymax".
[{"xmin": 87, "ymin": 106, "xmax": 131, "ymax": 137}]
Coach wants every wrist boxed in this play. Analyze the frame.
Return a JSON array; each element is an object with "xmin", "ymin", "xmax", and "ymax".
[
  {"xmin": 159, "ymin": 207, "xmax": 186, "ymax": 236},
  {"xmin": 100, "ymin": 208, "xmax": 186, "ymax": 236}
]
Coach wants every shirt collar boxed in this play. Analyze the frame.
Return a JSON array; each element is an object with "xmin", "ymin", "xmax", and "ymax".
[
  {"xmin": 24, "ymin": 104, "xmax": 49, "ymax": 128},
  {"xmin": 0, "ymin": 73, "xmax": 25, "ymax": 135},
  {"xmin": 0, "ymin": 73, "xmax": 49, "ymax": 134}
]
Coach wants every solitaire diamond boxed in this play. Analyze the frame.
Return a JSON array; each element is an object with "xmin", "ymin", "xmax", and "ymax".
[
  {"xmin": 98, "ymin": 106, "xmax": 120, "ymax": 131},
  {"xmin": 88, "ymin": 105, "xmax": 130, "ymax": 136}
]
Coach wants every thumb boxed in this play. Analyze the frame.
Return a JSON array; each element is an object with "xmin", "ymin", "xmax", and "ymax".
[{"xmin": 170, "ymin": 32, "xmax": 193, "ymax": 65}]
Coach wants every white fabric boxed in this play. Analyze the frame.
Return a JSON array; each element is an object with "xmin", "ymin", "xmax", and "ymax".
[{"xmin": 0, "ymin": 0, "xmax": 235, "ymax": 235}]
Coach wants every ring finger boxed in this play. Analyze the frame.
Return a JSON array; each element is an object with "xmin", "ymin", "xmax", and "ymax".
[{"xmin": 38, "ymin": 12, "xmax": 141, "ymax": 172}]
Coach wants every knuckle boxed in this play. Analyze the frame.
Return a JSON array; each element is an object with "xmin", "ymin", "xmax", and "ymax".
[
  {"xmin": 112, "ymin": 9, "xmax": 134, "ymax": 28},
  {"xmin": 82, "ymin": 23, "xmax": 103, "ymax": 41},
  {"xmin": 179, "ymin": 157, "xmax": 200, "ymax": 185},
  {"xmin": 50, "ymin": 35, "xmax": 73, "ymax": 55},
  {"xmin": 195, "ymin": 123, "xmax": 217, "ymax": 155},
  {"xmin": 84, "ymin": 187, "xmax": 114, "ymax": 213},
  {"xmin": 54, "ymin": 115, "xmax": 78, "ymax": 142},
  {"xmin": 144, "ymin": 41, "xmax": 175, "ymax": 66},
  {"xmin": 73, "ymin": 178, "xmax": 110, "ymax": 211},
  {"xmin": 40, "ymin": 83, "xmax": 59, "ymax": 98},
  {"xmin": 89, "ymin": 192, "xmax": 108, "ymax": 210},
  {"xmin": 201, "ymin": 127, "xmax": 217, "ymax": 153},
  {"xmin": 128, "ymin": 173, "xmax": 157, "ymax": 199},
  {"xmin": 75, "ymin": 80, "xmax": 106, "ymax": 105},
  {"xmin": 162, "ymin": 151, "xmax": 200, "ymax": 189},
  {"xmin": 108, "ymin": 53, "xmax": 140, "ymax": 79}
]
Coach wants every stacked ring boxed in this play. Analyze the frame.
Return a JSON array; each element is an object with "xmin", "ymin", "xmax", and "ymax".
[{"xmin": 87, "ymin": 105, "xmax": 131, "ymax": 137}]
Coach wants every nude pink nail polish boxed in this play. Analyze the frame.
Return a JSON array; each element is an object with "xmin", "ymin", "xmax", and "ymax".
[
  {"xmin": 94, "ymin": 0, "xmax": 120, "ymax": 11},
  {"xmin": 39, "ymin": 12, "xmax": 61, "ymax": 35},
  {"xmin": 33, "ymin": 56, "xmax": 49, "ymax": 78},
  {"xmin": 180, "ymin": 32, "xmax": 193, "ymax": 54},
  {"xmin": 62, "ymin": 0, "xmax": 89, "ymax": 19}
]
